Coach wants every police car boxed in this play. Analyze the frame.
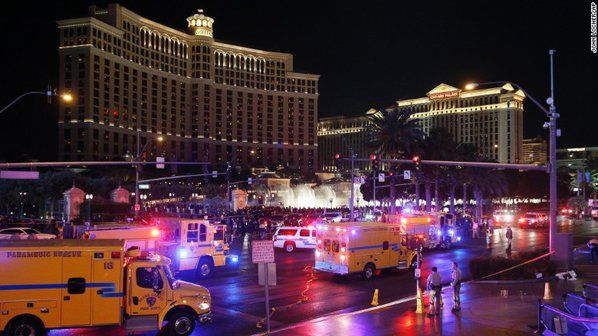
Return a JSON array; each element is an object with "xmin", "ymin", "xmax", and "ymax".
[{"xmin": 273, "ymin": 226, "xmax": 317, "ymax": 252}]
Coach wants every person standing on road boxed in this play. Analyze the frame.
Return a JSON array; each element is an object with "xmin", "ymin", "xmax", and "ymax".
[
  {"xmin": 472, "ymin": 220, "xmax": 479, "ymax": 239},
  {"xmin": 588, "ymin": 237, "xmax": 598, "ymax": 262},
  {"xmin": 486, "ymin": 227, "xmax": 492, "ymax": 248},
  {"xmin": 505, "ymin": 226, "xmax": 513, "ymax": 250},
  {"xmin": 426, "ymin": 266, "xmax": 442, "ymax": 317},
  {"xmin": 451, "ymin": 262, "xmax": 462, "ymax": 311}
]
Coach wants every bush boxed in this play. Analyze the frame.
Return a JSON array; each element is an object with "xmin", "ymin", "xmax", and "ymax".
[{"xmin": 469, "ymin": 248, "xmax": 556, "ymax": 280}]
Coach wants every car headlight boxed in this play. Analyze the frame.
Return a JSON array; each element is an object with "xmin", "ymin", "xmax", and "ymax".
[
  {"xmin": 199, "ymin": 302, "xmax": 210, "ymax": 310},
  {"xmin": 448, "ymin": 229, "xmax": 454, "ymax": 237}
]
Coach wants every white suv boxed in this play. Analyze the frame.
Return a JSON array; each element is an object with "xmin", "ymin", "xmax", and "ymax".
[{"xmin": 273, "ymin": 226, "xmax": 317, "ymax": 252}]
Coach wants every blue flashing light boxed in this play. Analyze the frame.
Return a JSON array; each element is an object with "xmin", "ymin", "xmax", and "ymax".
[
  {"xmin": 457, "ymin": 236, "xmax": 462, "ymax": 242},
  {"xmin": 437, "ymin": 231, "xmax": 442, "ymax": 237},
  {"xmin": 448, "ymin": 229, "xmax": 455, "ymax": 237},
  {"xmin": 231, "ymin": 255, "xmax": 239, "ymax": 263},
  {"xmin": 178, "ymin": 249, "xmax": 189, "ymax": 258}
]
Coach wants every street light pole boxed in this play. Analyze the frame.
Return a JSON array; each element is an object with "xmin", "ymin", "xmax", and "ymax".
[
  {"xmin": 349, "ymin": 148, "xmax": 356, "ymax": 221},
  {"xmin": 548, "ymin": 49, "xmax": 558, "ymax": 253}
]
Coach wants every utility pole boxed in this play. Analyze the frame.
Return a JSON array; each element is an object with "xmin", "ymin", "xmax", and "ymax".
[
  {"xmin": 548, "ymin": 49, "xmax": 558, "ymax": 253},
  {"xmin": 373, "ymin": 170, "xmax": 377, "ymax": 212},
  {"xmin": 349, "ymin": 148, "xmax": 356, "ymax": 221},
  {"xmin": 226, "ymin": 161, "xmax": 232, "ymax": 212},
  {"xmin": 135, "ymin": 130, "xmax": 141, "ymax": 217}
]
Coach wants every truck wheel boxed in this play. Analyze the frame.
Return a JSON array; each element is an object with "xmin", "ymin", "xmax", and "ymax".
[
  {"xmin": 196, "ymin": 258, "xmax": 214, "ymax": 278},
  {"xmin": 284, "ymin": 242, "xmax": 296, "ymax": 253},
  {"xmin": 7, "ymin": 316, "xmax": 44, "ymax": 336},
  {"xmin": 166, "ymin": 310, "xmax": 196, "ymax": 336},
  {"xmin": 362, "ymin": 263, "xmax": 375, "ymax": 280}
]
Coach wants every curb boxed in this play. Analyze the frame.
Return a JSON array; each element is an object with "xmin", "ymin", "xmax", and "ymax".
[{"xmin": 470, "ymin": 276, "xmax": 557, "ymax": 285}]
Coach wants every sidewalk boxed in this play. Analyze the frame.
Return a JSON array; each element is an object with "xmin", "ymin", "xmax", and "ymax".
[{"xmin": 270, "ymin": 275, "xmax": 596, "ymax": 336}]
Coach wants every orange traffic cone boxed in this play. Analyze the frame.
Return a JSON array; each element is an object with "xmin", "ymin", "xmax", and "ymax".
[
  {"xmin": 371, "ymin": 289, "xmax": 379, "ymax": 306},
  {"xmin": 543, "ymin": 282, "xmax": 553, "ymax": 300}
]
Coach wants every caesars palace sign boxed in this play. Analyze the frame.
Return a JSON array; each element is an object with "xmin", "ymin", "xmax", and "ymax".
[{"xmin": 428, "ymin": 90, "xmax": 460, "ymax": 100}]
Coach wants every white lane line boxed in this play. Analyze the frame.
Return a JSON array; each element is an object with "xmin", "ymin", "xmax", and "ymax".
[{"xmin": 251, "ymin": 294, "xmax": 418, "ymax": 335}]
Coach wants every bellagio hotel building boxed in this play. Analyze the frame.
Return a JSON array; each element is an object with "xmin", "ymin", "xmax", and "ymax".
[{"xmin": 56, "ymin": 4, "xmax": 319, "ymax": 171}]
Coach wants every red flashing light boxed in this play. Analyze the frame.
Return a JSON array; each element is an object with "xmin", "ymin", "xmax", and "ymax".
[
  {"xmin": 370, "ymin": 154, "xmax": 377, "ymax": 161},
  {"xmin": 412, "ymin": 155, "xmax": 420, "ymax": 163},
  {"xmin": 111, "ymin": 251, "xmax": 121, "ymax": 259},
  {"xmin": 334, "ymin": 153, "xmax": 341, "ymax": 159}
]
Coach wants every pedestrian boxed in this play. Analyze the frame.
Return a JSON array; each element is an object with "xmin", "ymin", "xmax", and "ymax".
[
  {"xmin": 451, "ymin": 262, "xmax": 462, "ymax": 311},
  {"xmin": 487, "ymin": 217, "xmax": 494, "ymax": 232},
  {"xmin": 505, "ymin": 225, "xmax": 513, "ymax": 250},
  {"xmin": 486, "ymin": 228, "xmax": 492, "ymax": 248},
  {"xmin": 426, "ymin": 266, "xmax": 442, "ymax": 317},
  {"xmin": 588, "ymin": 236, "xmax": 598, "ymax": 262},
  {"xmin": 472, "ymin": 220, "xmax": 479, "ymax": 239}
]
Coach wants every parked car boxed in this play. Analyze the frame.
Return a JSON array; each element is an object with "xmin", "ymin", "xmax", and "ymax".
[
  {"xmin": 518, "ymin": 213, "xmax": 548, "ymax": 229},
  {"xmin": 273, "ymin": 226, "xmax": 317, "ymax": 252},
  {"xmin": 0, "ymin": 227, "xmax": 57, "ymax": 239}
]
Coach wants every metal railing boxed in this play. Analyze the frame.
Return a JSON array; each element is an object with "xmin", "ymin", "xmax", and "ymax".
[
  {"xmin": 538, "ymin": 300, "xmax": 598, "ymax": 335},
  {"xmin": 584, "ymin": 284, "xmax": 598, "ymax": 302}
]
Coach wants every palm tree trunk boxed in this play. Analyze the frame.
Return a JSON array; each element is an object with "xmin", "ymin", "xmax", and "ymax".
[
  {"xmin": 434, "ymin": 176, "xmax": 439, "ymax": 211},
  {"xmin": 390, "ymin": 173, "xmax": 396, "ymax": 215},
  {"xmin": 415, "ymin": 181, "xmax": 421, "ymax": 210},
  {"xmin": 425, "ymin": 182, "xmax": 431, "ymax": 212},
  {"xmin": 449, "ymin": 184, "xmax": 456, "ymax": 214},
  {"xmin": 463, "ymin": 184, "xmax": 468, "ymax": 215}
]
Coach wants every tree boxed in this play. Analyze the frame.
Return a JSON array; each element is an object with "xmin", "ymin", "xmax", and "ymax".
[{"xmin": 367, "ymin": 106, "xmax": 424, "ymax": 214}]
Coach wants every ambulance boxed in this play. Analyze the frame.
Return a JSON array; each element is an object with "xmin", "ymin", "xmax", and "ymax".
[
  {"xmin": 155, "ymin": 218, "xmax": 237, "ymax": 278},
  {"xmin": 314, "ymin": 222, "xmax": 419, "ymax": 280},
  {"xmin": 86, "ymin": 225, "xmax": 161, "ymax": 252},
  {"xmin": 0, "ymin": 239, "xmax": 211, "ymax": 336}
]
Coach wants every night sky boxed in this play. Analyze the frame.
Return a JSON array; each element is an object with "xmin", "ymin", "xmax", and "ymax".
[{"xmin": 0, "ymin": 1, "xmax": 596, "ymax": 162}]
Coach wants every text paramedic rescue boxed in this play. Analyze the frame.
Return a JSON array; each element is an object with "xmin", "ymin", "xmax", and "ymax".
[{"xmin": 5, "ymin": 251, "xmax": 83, "ymax": 258}]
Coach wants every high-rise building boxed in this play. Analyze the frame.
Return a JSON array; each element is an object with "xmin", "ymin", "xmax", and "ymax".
[
  {"xmin": 521, "ymin": 136, "xmax": 548, "ymax": 164},
  {"xmin": 57, "ymin": 4, "xmax": 319, "ymax": 171},
  {"xmin": 318, "ymin": 82, "xmax": 525, "ymax": 171},
  {"xmin": 318, "ymin": 112, "xmax": 374, "ymax": 172}
]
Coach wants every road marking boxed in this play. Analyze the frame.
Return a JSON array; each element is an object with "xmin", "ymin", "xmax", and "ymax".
[
  {"xmin": 253, "ymin": 294, "xmax": 418, "ymax": 335},
  {"xmin": 211, "ymin": 305, "xmax": 283, "ymax": 327}
]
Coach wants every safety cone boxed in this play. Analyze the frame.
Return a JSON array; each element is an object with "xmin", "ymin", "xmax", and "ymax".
[
  {"xmin": 415, "ymin": 287, "xmax": 424, "ymax": 314},
  {"xmin": 371, "ymin": 288, "xmax": 379, "ymax": 306},
  {"xmin": 543, "ymin": 282, "xmax": 553, "ymax": 300}
]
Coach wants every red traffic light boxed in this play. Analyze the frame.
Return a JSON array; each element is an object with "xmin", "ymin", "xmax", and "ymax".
[
  {"xmin": 334, "ymin": 153, "xmax": 341, "ymax": 159},
  {"xmin": 412, "ymin": 155, "xmax": 420, "ymax": 163},
  {"xmin": 370, "ymin": 154, "xmax": 377, "ymax": 161}
]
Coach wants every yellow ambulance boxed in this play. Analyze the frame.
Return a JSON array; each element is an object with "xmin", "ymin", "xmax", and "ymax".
[
  {"xmin": 314, "ymin": 222, "xmax": 419, "ymax": 280},
  {"xmin": 156, "ymin": 218, "xmax": 237, "ymax": 278},
  {"xmin": 0, "ymin": 239, "xmax": 212, "ymax": 336},
  {"xmin": 86, "ymin": 224, "xmax": 161, "ymax": 252}
]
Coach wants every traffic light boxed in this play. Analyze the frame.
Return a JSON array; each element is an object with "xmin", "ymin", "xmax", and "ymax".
[
  {"xmin": 412, "ymin": 155, "xmax": 421, "ymax": 169},
  {"xmin": 334, "ymin": 153, "xmax": 343, "ymax": 171},
  {"xmin": 371, "ymin": 154, "xmax": 380, "ymax": 172}
]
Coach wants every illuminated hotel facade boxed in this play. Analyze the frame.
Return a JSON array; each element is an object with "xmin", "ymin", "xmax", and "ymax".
[
  {"xmin": 318, "ymin": 83, "xmax": 524, "ymax": 171},
  {"xmin": 57, "ymin": 4, "xmax": 319, "ymax": 171}
]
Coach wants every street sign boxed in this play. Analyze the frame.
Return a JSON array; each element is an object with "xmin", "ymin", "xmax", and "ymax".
[
  {"xmin": 403, "ymin": 170, "xmax": 411, "ymax": 180},
  {"xmin": 156, "ymin": 156, "xmax": 165, "ymax": 169},
  {"xmin": 414, "ymin": 268, "xmax": 421, "ymax": 278},
  {"xmin": 0, "ymin": 171, "xmax": 39, "ymax": 180},
  {"xmin": 138, "ymin": 184, "xmax": 150, "ymax": 190},
  {"xmin": 252, "ymin": 240, "xmax": 275, "ymax": 263},
  {"xmin": 258, "ymin": 263, "xmax": 277, "ymax": 286},
  {"xmin": 248, "ymin": 177, "xmax": 253, "ymax": 185},
  {"xmin": 378, "ymin": 173, "xmax": 385, "ymax": 182},
  {"xmin": 212, "ymin": 170, "xmax": 218, "ymax": 178}
]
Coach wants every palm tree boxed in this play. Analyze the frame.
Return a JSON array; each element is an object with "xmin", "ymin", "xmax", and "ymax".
[
  {"xmin": 421, "ymin": 127, "xmax": 458, "ymax": 211},
  {"xmin": 367, "ymin": 106, "xmax": 424, "ymax": 214}
]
